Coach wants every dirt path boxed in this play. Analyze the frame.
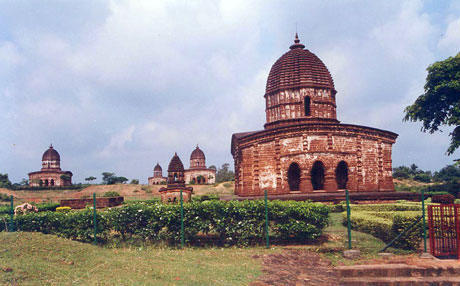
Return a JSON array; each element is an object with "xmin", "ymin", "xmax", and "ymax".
[{"xmin": 250, "ymin": 248, "xmax": 339, "ymax": 286}]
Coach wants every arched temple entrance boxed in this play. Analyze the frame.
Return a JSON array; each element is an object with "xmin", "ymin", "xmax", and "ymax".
[
  {"xmin": 288, "ymin": 163, "xmax": 301, "ymax": 191},
  {"xmin": 335, "ymin": 161, "xmax": 348, "ymax": 189},
  {"xmin": 311, "ymin": 161, "xmax": 325, "ymax": 190}
]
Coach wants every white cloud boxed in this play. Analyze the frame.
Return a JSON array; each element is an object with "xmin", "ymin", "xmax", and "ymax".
[
  {"xmin": 99, "ymin": 125, "xmax": 136, "ymax": 158},
  {"xmin": 2, "ymin": 0, "xmax": 460, "ymax": 183},
  {"xmin": 438, "ymin": 17, "xmax": 460, "ymax": 56}
]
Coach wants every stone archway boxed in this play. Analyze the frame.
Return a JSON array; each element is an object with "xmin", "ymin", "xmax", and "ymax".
[
  {"xmin": 311, "ymin": 161, "xmax": 325, "ymax": 190},
  {"xmin": 45, "ymin": 179, "xmax": 49, "ymax": 187},
  {"xmin": 288, "ymin": 163, "xmax": 301, "ymax": 191},
  {"xmin": 50, "ymin": 179, "xmax": 55, "ymax": 186},
  {"xmin": 335, "ymin": 161, "xmax": 348, "ymax": 189}
]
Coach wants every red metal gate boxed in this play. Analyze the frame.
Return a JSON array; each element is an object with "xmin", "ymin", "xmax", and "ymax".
[{"xmin": 428, "ymin": 204, "xmax": 460, "ymax": 258}]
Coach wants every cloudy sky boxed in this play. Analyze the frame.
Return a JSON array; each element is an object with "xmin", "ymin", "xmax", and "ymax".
[{"xmin": 1, "ymin": 0, "xmax": 460, "ymax": 184}]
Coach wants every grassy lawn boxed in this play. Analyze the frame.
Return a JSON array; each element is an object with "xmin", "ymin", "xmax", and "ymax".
[
  {"xmin": 310, "ymin": 212, "xmax": 414, "ymax": 265},
  {"xmin": 0, "ymin": 232, "xmax": 273, "ymax": 286}
]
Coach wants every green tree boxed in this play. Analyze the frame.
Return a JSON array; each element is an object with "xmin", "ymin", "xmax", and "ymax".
[
  {"xmin": 19, "ymin": 178, "xmax": 29, "ymax": 186},
  {"xmin": 404, "ymin": 53, "xmax": 460, "ymax": 155},
  {"xmin": 130, "ymin": 179, "xmax": 139, "ymax": 184},
  {"xmin": 216, "ymin": 163, "xmax": 235, "ymax": 182},
  {"xmin": 0, "ymin": 173, "xmax": 12, "ymax": 188},
  {"xmin": 433, "ymin": 164, "xmax": 460, "ymax": 182},
  {"xmin": 85, "ymin": 176, "xmax": 97, "ymax": 184},
  {"xmin": 60, "ymin": 174, "xmax": 71, "ymax": 182},
  {"xmin": 393, "ymin": 166, "xmax": 412, "ymax": 179},
  {"xmin": 102, "ymin": 172, "xmax": 116, "ymax": 184}
]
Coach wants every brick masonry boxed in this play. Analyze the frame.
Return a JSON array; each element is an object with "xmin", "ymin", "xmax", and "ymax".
[
  {"xmin": 60, "ymin": 197, "xmax": 124, "ymax": 209},
  {"xmin": 231, "ymin": 35, "xmax": 398, "ymax": 197}
]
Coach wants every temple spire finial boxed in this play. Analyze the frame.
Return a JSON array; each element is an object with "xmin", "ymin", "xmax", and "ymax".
[{"xmin": 290, "ymin": 32, "xmax": 305, "ymax": 50}]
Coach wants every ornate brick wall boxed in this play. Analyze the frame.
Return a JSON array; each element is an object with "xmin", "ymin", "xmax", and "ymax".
[
  {"xmin": 231, "ymin": 35, "xmax": 398, "ymax": 197},
  {"xmin": 232, "ymin": 124, "xmax": 396, "ymax": 196},
  {"xmin": 184, "ymin": 169, "xmax": 216, "ymax": 184}
]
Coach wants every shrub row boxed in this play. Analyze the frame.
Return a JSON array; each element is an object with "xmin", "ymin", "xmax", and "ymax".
[
  {"xmin": 3, "ymin": 200, "xmax": 329, "ymax": 245},
  {"xmin": 0, "ymin": 202, "xmax": 60, "ymax": 215},
  {"xmin": 0, "ymin": 209, "xmax": 108, "ymax": 242},
  {"xmin": 329, "ymin": 202, "xmax": 422, "ymax": 214},
  {"xmin": 431, "ymin": 194, "xmax": 455, "ymax": 204},
  {"xmin": 343, "ymin": 210, "xmax": 423, "ymax": 250},
  {"xmin": 109, "ymin": 200, "xmax": 329, "ymax": 245},
  {"xmin": 349, "ymin": 203, "xmax": 422, "ymax": 212}
]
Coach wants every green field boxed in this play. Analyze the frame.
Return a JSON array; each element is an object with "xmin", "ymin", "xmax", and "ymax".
[{"xmin": 0, "ymin": 232, "xmax": 273, "ymax": 286}]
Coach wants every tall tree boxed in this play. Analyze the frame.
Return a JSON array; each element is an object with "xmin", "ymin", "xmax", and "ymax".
[
  {"xmin": 404, "ymin": 53, "xmax": 460, "ymax": 155},
  {"xmin": 0, "ymin": 173, "xmax": 12, "ymax": 188},
  {"xmin": 85, "ymin": 176, "xmax": 97, "ymax": 184},
  {"xmin": 102, "ymin": 172, "xmax": 116, "ymax": 184},
  {"xmin": 216, "ymin": 163, "xmax": 235, "ymax": 182}
]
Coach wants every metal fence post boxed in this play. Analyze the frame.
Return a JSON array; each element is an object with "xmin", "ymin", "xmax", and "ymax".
[
  {"xmin": 9, "ymin": 195, "xmax": 14, "ymax": 232},
  {"xmin": 421, "ymin": 189, "xmax": 427, "ymax": 253},
  {"xmin": 180, "ymin": 190, "xmax": 185, "ymax": 248},
  {"xmin": 93, "ymin": 193, "xmax": 97, "ymax": 245},
  {"xmin": 264, "ymin": 190, "xmax": 269, "ymax": 249},
  {"xmin": 345, "ymin": 189, "xmax": 352, "ymax": 249}
]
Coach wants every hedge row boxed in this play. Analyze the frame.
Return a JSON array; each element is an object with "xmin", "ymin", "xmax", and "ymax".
[
  {"xmin": 3, "ymin": 200, "xmax": 329, "ymax": 245},
  {"xmin": 329, "ymin": 202, "xmax": 423, "ymax": 214},
  {"xmin": 0, "ymin": 202, "xmax": 60, "ymax": 215},
  {"xmin": 343, "ymin": 210, "xmax": 423, "ymax": 249}
]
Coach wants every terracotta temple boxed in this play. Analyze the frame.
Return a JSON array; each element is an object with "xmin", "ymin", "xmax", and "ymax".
[
  {"xmin": 28, "ymin": 145, "xmax": 73, "ymax": 187},
  {"xmin": 231, "ymin": 34, "xmax": 398, "ymax": 197},
  {"xmin": 159, "ymin": 153, "xmax": 193, "ymax": 203},
  {"xmin": 184, "ymin": 145, "xmax": 216, "ymax": 184},
  {"xmin": 148, "ymin": 163, "xmax": 167, "ymax": 185}
]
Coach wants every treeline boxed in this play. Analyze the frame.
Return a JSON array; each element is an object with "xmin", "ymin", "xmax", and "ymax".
[
  {"xmin": 393, "ymin": 163, "xmax": 460, "ymax": 183},
  {"xmin": 393, "ymin": 163, "xmax": 460, "ymax": 198}
]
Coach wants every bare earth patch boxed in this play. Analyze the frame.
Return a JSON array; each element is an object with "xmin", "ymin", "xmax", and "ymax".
[{"xmin": 251, "ymin": 248, "xmax": 339, "ymax": 286}]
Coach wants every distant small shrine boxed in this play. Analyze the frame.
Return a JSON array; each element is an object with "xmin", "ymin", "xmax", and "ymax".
[
  {"xmin": 28, "ymin": 145, "xmax": 73, "ymax": 187},
  {"xmin": 148, "ymin": 163, "xmax": 167, "ymax": 185},
  {"xmin": 159, "ymin": 153, "xmax": 193, "ymax": 203}
]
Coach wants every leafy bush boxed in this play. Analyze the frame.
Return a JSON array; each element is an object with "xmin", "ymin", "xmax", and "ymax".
[
  {"xmin": 0, "ymin": 202, "xmax": 60, "ymax": 215},
  {"xmin": 103, "ymin": 191, "xmax": 121, "ymax": 198},
  {"xmin": 0, "ymin": 193, "xmax": 11, "ymax": 202},
  {"xmin": 13, "ymin": 208, "xmax": 109, "ymax": 242},
  {"xmin": 424, "ymin": 191, "xmax": 450, "ymax": 197},
  {"xmin": 36, "ymin": 202, "xmax": 60, "ymax": 212},
  {"xmin": 421, "ymin": 182, "xmax": 460, "ymax": 198},
  {"xmin": 7, "ymin": 200, "xmax": 329, "ymax": 246},
  {"xmin": 328, "ymin": 203, "xmax": 345, "ymax": 213},
  {"xmin": 431, "ymin": 194, "xmax": 455, "ymax": 204},
  {"xmin": 349, "ymin": 203, "xmax": 422, "ymax": 212},
  {"xmin": 56, "ymin": 206, "xmax": 71, "ymax": 212},
  {"xmin": 124, "ymin": 198, "xmax": 162, "ymax": 205},
  {"xmin": 108, "ymin": 200, "xmax": 329, "ymax": 245},
  {"xmin": 414, "ymin": 173, "xmax": 431, "ymax": 183},
  {"xmin": 191, "ymin": 194, "xmax": 220, "ymax": 202},
  {"xmin": 343, "ymin": 207, "xmax": 423, "ymax": 250}
]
